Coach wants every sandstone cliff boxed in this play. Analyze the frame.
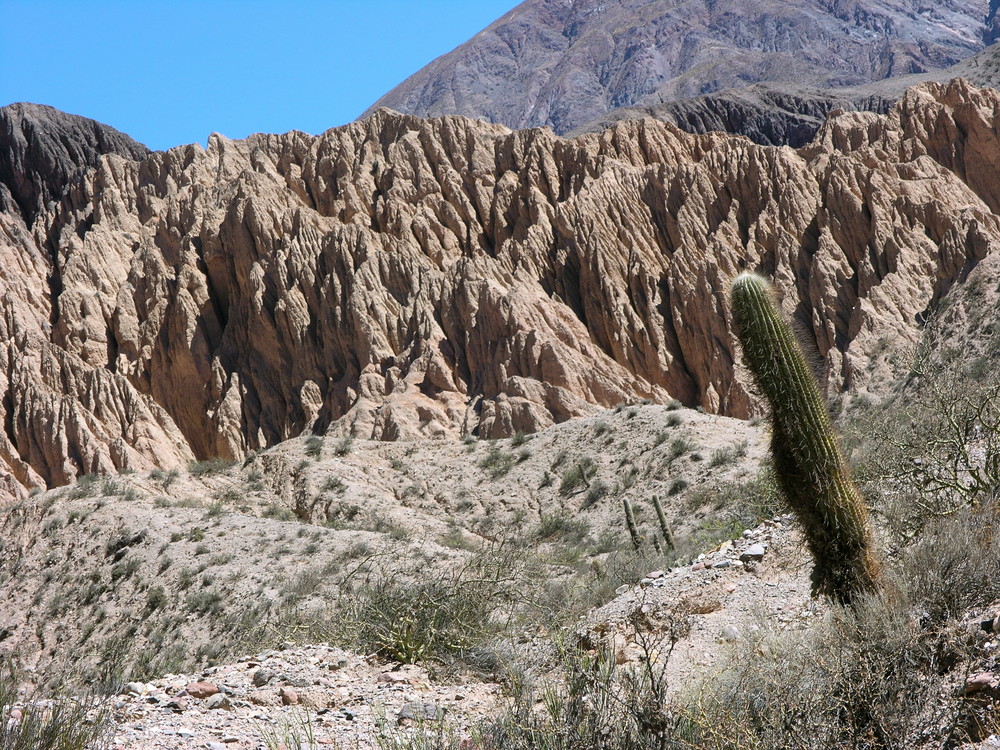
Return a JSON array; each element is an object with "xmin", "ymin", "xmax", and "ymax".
[
  {"xmin": 366, "ymin": 0, "xmax": 991, "ymax": 135},
  {"xmin": 1, "ymin": 80, "xmax": 999, "ymax": 496}
]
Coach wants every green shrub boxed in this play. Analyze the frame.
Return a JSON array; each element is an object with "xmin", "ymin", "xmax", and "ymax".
[
  {"xmin": 480, "ymin": 630, "xmax": 684, "ymax": 750},
  {"xmin": 688, "ymin": 592, "xmax": 965, "ymax": 750},
  {"xmin": 336, "ymin": 556, "xmax": 518, "ymax": 667},
  {"xmin": 146, "ymin": 586, "xmax": 168, "ymax": 612},
  {"xmin": 304, "ymin": 436, "xmax": 323, "ymax": 458}
]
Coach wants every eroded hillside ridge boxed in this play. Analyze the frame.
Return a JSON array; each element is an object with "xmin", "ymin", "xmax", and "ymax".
[{"xmin": 0, "ymin": 79, "xmax": 998, "ymax": 496}]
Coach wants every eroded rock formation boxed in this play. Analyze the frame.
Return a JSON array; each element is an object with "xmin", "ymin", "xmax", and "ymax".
[{"xmin": 1, "ymin": 80, "xmax": 999, "ymax": 496}]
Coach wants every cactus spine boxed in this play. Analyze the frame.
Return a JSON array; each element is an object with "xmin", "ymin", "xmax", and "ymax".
[
  {"xmin": 729, "ymin": 273, "xmax": 882, "ymax": 603},
  {"xmin": 622, "ymin": 497, "xmax": 643, "ymax": 551}
]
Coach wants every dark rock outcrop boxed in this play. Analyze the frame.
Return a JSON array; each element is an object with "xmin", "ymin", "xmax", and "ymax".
[{"xmin": 0, "ymin": 103, "xmax": 149, "ymax": 223}]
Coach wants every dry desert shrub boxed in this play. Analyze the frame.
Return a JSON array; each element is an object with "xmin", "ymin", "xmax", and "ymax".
[{"xmin": 0, "ymin": 659, "xmax": 111, "ymax": 750}]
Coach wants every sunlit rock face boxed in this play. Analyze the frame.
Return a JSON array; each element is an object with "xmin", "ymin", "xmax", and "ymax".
[{"xmin": 1, "ymin": 79, "xmax": 999, "ymax": 495}]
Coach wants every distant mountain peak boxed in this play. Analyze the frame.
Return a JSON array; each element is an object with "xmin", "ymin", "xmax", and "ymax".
[{"xmin": 365, "ymin": 0, "xmax": 993, "ymax": 134}]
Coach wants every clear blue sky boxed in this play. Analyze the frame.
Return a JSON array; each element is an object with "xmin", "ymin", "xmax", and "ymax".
[{"xmin": 0, "ymin": 1, "xmax": 519, "ymax": 151}]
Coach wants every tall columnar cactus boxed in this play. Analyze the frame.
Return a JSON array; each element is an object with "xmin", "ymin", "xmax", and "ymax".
[
  {"xmin": 729, "ymin": 273, "xmax": 882, "ymax": 603},
  {"xmin": 622, "ymin": 497, "xmax": 643, "ymax": 551},
  {"xmin": 652, "ymin": 495, "xmax": 675, "ymax": 553}
]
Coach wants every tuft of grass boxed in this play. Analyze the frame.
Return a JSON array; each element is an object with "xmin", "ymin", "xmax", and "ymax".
[
  {"xmin": 667, "ymin": 478, "xmax": 689, "ymax": 496},
  {"xmin": 149, "ymin": 467, "xmax": 180, "ymax": 489},
  {"xmin": 708, "ymin": 441, "xmax": 749, "ymax": 468},
  {"xmin": 332, "ymin": 436, "xmax": 354, "ymax": 456},
  {"xmin": 263, "ymin": 504, "xmax": 296, "ymax": 522},
  {"xmin": 667, "ymin": 436, "xmax": 697, "ymax": 462},
  {"xmin": 580, "ymin": 479, "xmax": 611, "ymax": 510},
  {"xmin": 536, "ymin": 513, "xmax": 590, "ymax": 544},
  {"xmin": 0, "ymin": 659, "xmax": 111, "ymax": 750},
  {"xmin": 478, "ymin": 444, "xmax": 516, "ymax": 479},
  {"xmin": 188, "ymin": 458, "xmax": 236, "ymax": 477},
  {"xmin": 321, "ymin": 476, "xmax": 348, "ymax": 494}
]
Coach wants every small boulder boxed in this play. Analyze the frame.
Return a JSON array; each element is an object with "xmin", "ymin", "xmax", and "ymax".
[
  {"xmin": 398, "ymin": 702, "xmax": 443, "ymax": 723},
  {"xmin": 252, "ymin": 668, "xmax": 274, "ymax": 687},
  {"xmin": 279, "ymin": 686, "xmax": 299, "ymax": 705},
  {"xmin": 739, "ymin": 544, "xmax": 767, "ymax": 563},
  {"xmin": 965, "ymin": 673, "xmax": 997, "ymax": 695},
  {"xmin": 205, "ymin": 693, "xmax": 232, "ymax": 711},
  {"xmin": 185, "ymin": 681, "xmax": 219, "ymax": 699}
]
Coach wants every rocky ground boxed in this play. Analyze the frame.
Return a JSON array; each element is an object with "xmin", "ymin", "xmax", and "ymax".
[
  {"xmin": 105, "ymin": 645, "xmax": 498, "ymax": 749},
  {"xmin": 96, "ymin": 514, "xmax": 815, "ymax": 750},
  {"xmin": 35, "ymin": 514, "xmax": 992, "ymax": 750}
]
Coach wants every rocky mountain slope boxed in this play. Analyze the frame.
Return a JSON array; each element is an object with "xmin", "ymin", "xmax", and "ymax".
[
  {"xmin": 2, "ymin": 81, "xmax": 1000, "ymax": 497},
  {"xmin": 575, "ymin": 34, "xmax": 1000, "ymax": 146},
  {"xmin": 366, "ymin": 0, "xmax": 994, "ymax": 135}
]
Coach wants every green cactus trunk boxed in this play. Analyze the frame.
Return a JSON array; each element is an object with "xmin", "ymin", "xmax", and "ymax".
[
  {"xmin": 652, "ymin": 495, "xmax": 675, "ymax": 553},
  {"xmin": 729, "ymin": 273, "xmax": 882, "ymax": 603},
  {"xmin": 623, "ymin": 497, "xmax": 643, "ymax": 551}
]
